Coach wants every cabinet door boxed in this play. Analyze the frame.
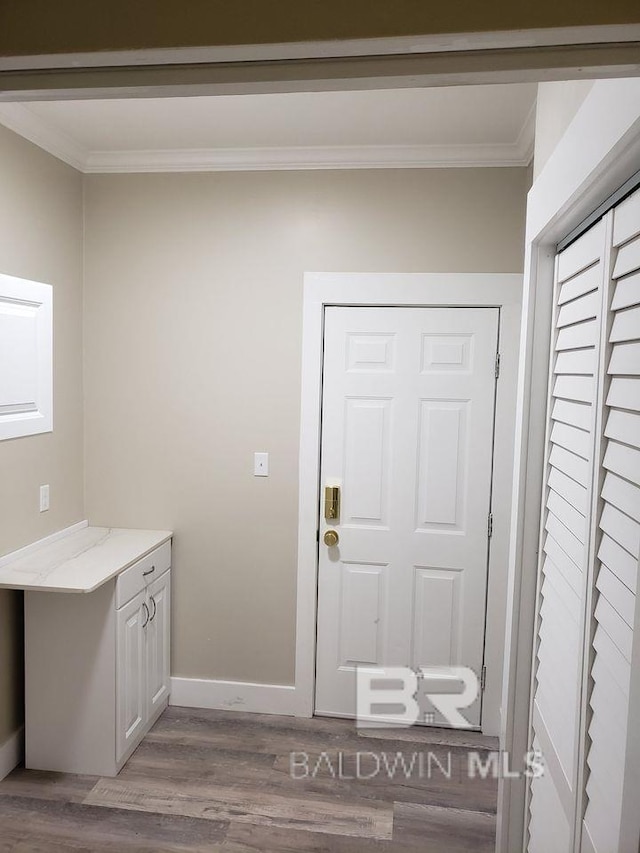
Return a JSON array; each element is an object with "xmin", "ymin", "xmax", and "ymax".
[
  {"xmin": 146, "ymin": 569, "xmax": 171, "ymax": 717},
  {"xmin": 116, "ymin": 590, "xmax": 147, "ymax": 761}
]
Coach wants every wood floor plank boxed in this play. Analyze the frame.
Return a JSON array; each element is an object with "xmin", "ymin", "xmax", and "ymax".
[
  {"xmin": 84, "ymin": 776, "xmax": 393, "ymax": 840},
  {"xmin": 393, "ymin": 802, "xmax": 496, "ymax": 851},
  {"xmin": 125, "ymin": 738, "xmax": 278, "ymax": 775},
  {"xmin": 160, "ymin": 706, "xmax": 356, "ymax": 736},
  {"xmin": 224, "ymin": 822, "xmax": 427, "ymax": 852},
  {"xmin": 0, "ymin": 794, "xmax": 228, "ymax": 852},
  {"xmin": 0, "ymin": 768, "xmax": 98, "ymax": 803},
  {"xmin": 357, "ymin": 725, "xmax": 499, "ymax": 751}
]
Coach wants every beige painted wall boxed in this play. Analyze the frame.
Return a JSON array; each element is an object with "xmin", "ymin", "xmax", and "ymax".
[
  {"xmin": 0, "ymin": 125, "xmax": 84, "ymax": 744},
  {"xmin": 533, "ymin": 81, "xmax": 595, "ymax": 179},
  {"xmin": 83, "ymin": 167, "xmax": 529, "ymax": 686}
]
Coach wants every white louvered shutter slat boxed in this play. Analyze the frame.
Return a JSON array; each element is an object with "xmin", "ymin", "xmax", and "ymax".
[
  {"xmin": 546, "ymin": 490, "xmax": 587, "ymax": 540},
  {"xmin": 608, "ymin": 340, "xmax": 640, "ymax": 374},
  {"xmin": 602, "ymin": 441, "xmax": 640, "ymax": 484},
  {"xmin": 557, "ymin": 290, "xmax": 600, "ymax": 327},
  {"xmin": 555, "ymin": 348, "xmax": 597, "ymax": 375},
  {"xmin": 612, "ymin": 234, "xmax": 640, "ymax": 279},
  {"xmin": 610, "ymin": 269, "xmax": 640, "ymax": 310},
  {"xmin": 557, "ymin": 221, "xmax": 604, "ymax": 281},
  {"xmin": 612, "ymin": 187, "xmax": 640, "ymax": 246},
  {"xmin": 544, "ymin": 538, "xmax": 582, "ymax": 594},
  {"xmin": 548, "ymin": 466, "xmax": 589, "ymax": 515},
  {"xmin": 598, "ymin": 532, "xmax": 638, "ymax": 593},
  {"xmin": 592, "ymin": 622, "xmax": 630, "ymax": 696},
  {"xmin": 603, "ymin": 408, "xmax": 640, "ymax": 448},
  {"xmin": 550, "ymin": 421, "xmax": 592, "ymax": 460},
  {"xmin": 552, "ymin": 398, "xmax": 592, "ymax": 431},
  {"xmin": 557, "ymin": 264, "xmax": 601, "ymax": 305},
  {"xmin": 556, "ymin": 318, "xmax": 599, "ymax": 351},
  {"xmin": 549, "ymin": 444, "xmax": 590, "ymax": 486}
]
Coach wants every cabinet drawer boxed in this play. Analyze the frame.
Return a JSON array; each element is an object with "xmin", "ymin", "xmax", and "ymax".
[{"xmin": 116, "ymin": 541, "xmax": 171, "ymax": 609}]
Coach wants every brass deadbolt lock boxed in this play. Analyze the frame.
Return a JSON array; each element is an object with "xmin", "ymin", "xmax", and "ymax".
[
  {"xmin": 324, "ymin": 486, "xmax": 340, "ymax": 521},
  {"xmin": 323, "ymin": 530, "xmax": 339, "ymax": 547}
]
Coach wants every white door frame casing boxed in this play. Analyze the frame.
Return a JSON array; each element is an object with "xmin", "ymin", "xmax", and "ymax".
[{"xmin": 293, "ymin": 272, "xmax": 523, "ymax": 736}]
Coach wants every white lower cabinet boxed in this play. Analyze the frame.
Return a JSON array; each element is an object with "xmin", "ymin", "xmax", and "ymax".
[{"xmin": 25, "ymin": 541, "xmax": 171, "ymax": 776}]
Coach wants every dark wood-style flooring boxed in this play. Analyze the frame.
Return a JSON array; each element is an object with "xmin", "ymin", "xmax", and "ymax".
[{"xmin": 0, "ymin": 707, "xmax": 499, "ymax": 851}]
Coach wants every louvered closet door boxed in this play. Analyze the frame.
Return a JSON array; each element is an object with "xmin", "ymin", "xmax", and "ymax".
[
  {"xmin": 528, "ymin": 221, "xmax": 605, "ymax": 853},
  {"xmin": 582, "ymin": 187, "xmax": 640, "ymax": 853}
]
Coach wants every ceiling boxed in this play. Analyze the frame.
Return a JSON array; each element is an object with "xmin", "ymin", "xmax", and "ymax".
[{"xmin": 0, "ymin": 84, "xmax": 537, "ymax": 173}]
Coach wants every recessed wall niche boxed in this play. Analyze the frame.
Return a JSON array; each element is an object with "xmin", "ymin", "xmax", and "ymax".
[{"xmin": 0, "ymin": 273, "xmax": 52, "ymax": 440}]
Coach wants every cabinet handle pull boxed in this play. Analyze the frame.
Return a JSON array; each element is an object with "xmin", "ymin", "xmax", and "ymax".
[
  {"xmin": 142, "ymin": 601, "xmax": 150, "ymax": 628},
  {"xmin": 150, "ymin": 594, "xmax": 157, "ymax": 622},
  {"xmin": 143, "ymin": 565, "xmax": 155, "ymax": 577}
]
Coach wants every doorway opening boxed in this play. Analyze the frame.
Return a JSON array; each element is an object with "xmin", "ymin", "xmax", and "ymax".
[{"xmin": 295, "ymin": 273, "xmax": 523, "ymax": 737}]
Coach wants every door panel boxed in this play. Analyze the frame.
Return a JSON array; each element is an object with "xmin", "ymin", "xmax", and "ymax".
[
  {"xmin": 116, "ymin": 590, "xmax": 146, "ymax": 761},
  {"xmin": 338, "ymin": 562, "xmax": 386, "ymax": 667},
  {"xmin": 343, "ymin": 398, "xmax": 391, "ymax": 526},
  {"xmin": 581, "ymin": 190, "xmax": 640, "ymax": 853},
  {"xmin": 411, "ymin": 567, "xmax": 462, "ymax": 668},
  {"xmin": 146, "ymin": 569, "xmax": 171, "ymax": 717},
  {"xmin": 416, "ymin": 400, "xmax": 468, "ymax": 528},
  {"xmin": 528, "ymin": 220, "xmax": 605, "ymax": 853},
  {"xmin": 315, "ymin": 306, "xmax": 499, "ymax": 726}
]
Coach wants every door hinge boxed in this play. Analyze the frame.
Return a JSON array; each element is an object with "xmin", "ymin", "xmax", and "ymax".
[
  {"xmin": 481, "ymin": 665, "xmax": 487, "ymax": 692},
  {"xmin": 316, "ymin": 529, "xmax": 320, "ymax": 543},
  {"xmin": 487, "ymin": 512, "xmax": 493, "ymax": 539},
  {"xmin": 495, "ymin": 352, "xmax": 501, "ymax": 379}
]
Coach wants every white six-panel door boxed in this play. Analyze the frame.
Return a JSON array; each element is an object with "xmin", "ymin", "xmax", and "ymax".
[{"xmin": 315, "ymin": 306, "xmax": 499, "ymax": 726}]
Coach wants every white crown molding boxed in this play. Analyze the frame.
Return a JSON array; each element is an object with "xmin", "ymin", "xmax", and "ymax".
[
  {"xmin": 85, "ymin": 140, "xmax": 533, "ymax": 172},
  {"xmin": 0, "ymin": 103, "xmax": 88, "ymax": 170},
  {"xmin": 516, "ymin": 100, "xmax": 537, "ymax": 166},
  {"xmin": 0, "ymin": 101, "xmax": 535, "ymax": 173}
]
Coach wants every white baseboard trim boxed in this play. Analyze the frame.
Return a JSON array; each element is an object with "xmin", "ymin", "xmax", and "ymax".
[
  {"xmin": 0, "ymin": 520, "xmax": 88, "ymax": 567},
  {"xmin": 0, "ymin": 726, "xmax": 24, "ymax": 780},
  {"xmin": 170, "ymin": 677, "xmax": 298, "ymax": 716}
]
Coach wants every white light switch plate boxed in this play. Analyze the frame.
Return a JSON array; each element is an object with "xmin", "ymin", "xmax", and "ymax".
[
  {"xmin": 39, "ymin": 484, "xmax": 50, "ymax": 512},
  {"xmin": 254, "ymin": 452, "xmax": 269, "ymax": 477}
]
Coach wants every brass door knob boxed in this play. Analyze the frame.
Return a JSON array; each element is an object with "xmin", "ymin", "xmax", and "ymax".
[{"xmin": 323, "ymin": 530, "xmax": 339, "ymax": 547}]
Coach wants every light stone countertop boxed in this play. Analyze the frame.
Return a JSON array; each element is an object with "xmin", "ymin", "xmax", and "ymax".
[{"xmin": 0, "ymin": 526, "xmax": 172, "ymax": 593}]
